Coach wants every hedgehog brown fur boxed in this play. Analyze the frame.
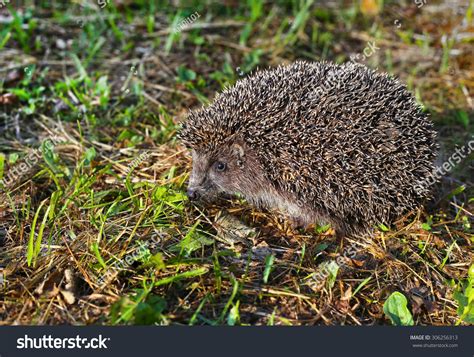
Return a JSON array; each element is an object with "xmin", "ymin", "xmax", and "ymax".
[{"xmin": 179, "ymin": 61, "xmax": 438, "ymax": 236}]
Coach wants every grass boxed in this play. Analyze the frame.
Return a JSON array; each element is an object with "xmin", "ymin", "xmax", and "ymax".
[{"xmin": 0, "ymin": 0, "xmax": 472, "ymax": 326}]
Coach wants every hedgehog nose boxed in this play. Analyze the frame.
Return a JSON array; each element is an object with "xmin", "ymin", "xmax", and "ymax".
[{"xmin": 187, "ymin": 188, "xmax": 200, "ymax": 201}]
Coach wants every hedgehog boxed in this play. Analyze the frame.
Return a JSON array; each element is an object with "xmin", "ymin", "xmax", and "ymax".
[{"xmin": 178, "ymin": 61, "xmax": 438, "ymax": 236}]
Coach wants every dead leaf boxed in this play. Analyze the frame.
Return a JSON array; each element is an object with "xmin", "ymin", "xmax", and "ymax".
[
  {"xmin": 60, "ymin": 289, "xmax": 76, "ymax": 305},
  {"xmin": 64, "ymin": 268, "xmax": 75, "ymax": 291},
  {"xmin": 0, "ymin": 93, "xmax": 18, "ymax": 105},
  {"xmin": 214, "ymin": 214, "xmax": 257, "ymax": 246}
]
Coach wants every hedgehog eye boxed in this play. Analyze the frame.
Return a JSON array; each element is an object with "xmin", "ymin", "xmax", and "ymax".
[{"xmin": 214, "ymin": 161, "xmax": 227, "ymax": 172}]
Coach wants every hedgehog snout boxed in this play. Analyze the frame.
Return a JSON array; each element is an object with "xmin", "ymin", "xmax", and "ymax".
[{"xmin": 187, "ymin": 187, "xmax": 201, "ymax": 201}]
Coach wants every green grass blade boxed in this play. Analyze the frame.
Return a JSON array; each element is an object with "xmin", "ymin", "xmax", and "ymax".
[{"xmin": 27, "ymin": 200, "xmax": 47, "ymax": 267}]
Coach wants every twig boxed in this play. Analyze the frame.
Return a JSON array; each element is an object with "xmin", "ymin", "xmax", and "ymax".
[
  {"xmin": 142, "ymin": 90, "xmax": 163, "ymax": 107},
  {"xmin": 145, "ymin": 20, "xmax": 245, "ymax": 38},
  {"xmin": 142, "ymin": 81, "xmax": 194, "ymax": 99}
]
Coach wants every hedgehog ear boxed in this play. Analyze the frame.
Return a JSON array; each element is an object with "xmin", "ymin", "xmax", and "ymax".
[{"xmin": 231, "ymin": 142, "xmax": 245, "ymax": 168}]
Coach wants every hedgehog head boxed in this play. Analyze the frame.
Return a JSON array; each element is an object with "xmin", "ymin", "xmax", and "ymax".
[{"xmin": 179, "ymin": 108, "xmax": 268, "ymax": 202}]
